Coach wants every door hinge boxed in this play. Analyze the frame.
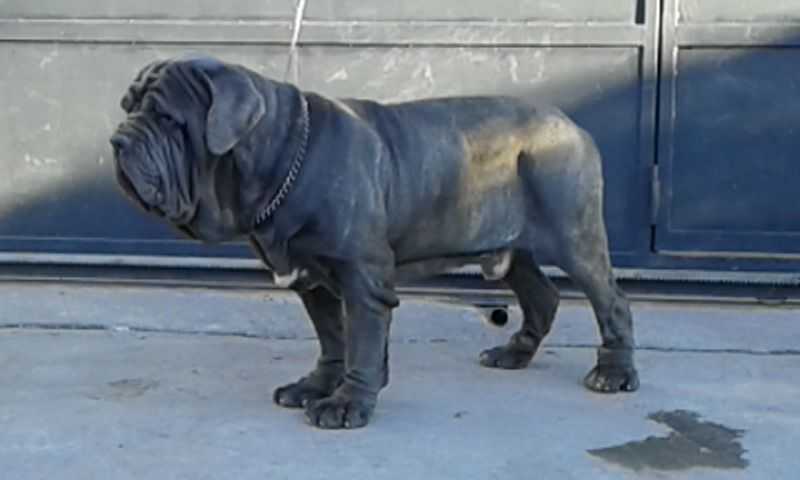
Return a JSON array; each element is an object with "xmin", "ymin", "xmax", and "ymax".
[{"xmin": 650, "ymin": 164, "xmax": 660, "ymax": 225}]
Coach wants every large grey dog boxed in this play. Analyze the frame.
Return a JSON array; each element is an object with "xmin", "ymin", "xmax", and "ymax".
[{"xmin": 111, "ymin": 55, "xmax": 638, "ymax": 429}]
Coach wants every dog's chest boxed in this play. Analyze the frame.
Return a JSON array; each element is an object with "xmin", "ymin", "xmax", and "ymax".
[
  {"xmin": 250, "ymin": 235, "xmax": 304, "ymax": 287},
  {"xmin": 249, "ymin": 235, "xmax": 337, "ymax": 293},
  {"xmin": 272, "ymin": 268, "xmax": 307, "ymax": 288}
]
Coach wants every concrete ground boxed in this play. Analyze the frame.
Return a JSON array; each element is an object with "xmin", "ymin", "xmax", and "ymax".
[{"xmin": 1, "ymin": 282, "xmax": 798, "ymax": 479}]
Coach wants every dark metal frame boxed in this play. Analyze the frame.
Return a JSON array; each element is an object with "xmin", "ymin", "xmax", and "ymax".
[{"xmin": 1, "ymin": 261, "xmax": 797, "ymax": 304}]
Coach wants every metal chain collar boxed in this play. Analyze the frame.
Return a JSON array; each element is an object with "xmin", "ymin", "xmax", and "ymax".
[{"xmin": 254, "ymin": 94, "xmax": 310, "ymax": 227}]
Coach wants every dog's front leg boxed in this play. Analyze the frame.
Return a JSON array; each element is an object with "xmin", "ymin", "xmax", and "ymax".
[
  {"xmin": 274, "ymin": 286, "xmax": 345, "ymax": 408},
  {"xmin": 304, "ymin": 262, "xmax": 397, "ymax": 429}
]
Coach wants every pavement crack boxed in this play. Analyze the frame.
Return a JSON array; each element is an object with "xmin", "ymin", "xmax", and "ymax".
[
  {"xmin": 545, "ymin": 343, "xmax": 800, "ymax": 356},
  {"xmin": 1, "ymin": 324, "xmax": 799, "ymax": 356}
]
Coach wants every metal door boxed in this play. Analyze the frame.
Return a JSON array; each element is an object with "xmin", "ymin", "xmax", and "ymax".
[
  {"xmin": 655, "ymin": 0, "xmax": 800, "ymax": 259},
  {"xmin": 0, "ymin": 1, "xmax": 658, "ymax": 266}
]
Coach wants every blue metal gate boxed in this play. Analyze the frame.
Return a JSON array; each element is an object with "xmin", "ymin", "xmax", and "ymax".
[
  {"xmin": 1, "ymin": 0, "xmax": 799, "ymax": 278},
  {"xmin": 655, "ymin": 0, "xmax": 800, "ymax": 263}
]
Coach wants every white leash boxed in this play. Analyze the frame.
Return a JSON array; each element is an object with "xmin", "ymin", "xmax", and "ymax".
[{"xmin": 283, "ymin": 0, "xmax": 308, "ymax": 83}]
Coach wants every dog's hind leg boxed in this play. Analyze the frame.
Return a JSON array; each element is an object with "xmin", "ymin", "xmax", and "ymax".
[
  {"xmin": 479, "ymin": 250, "xmax": 560, "ymax": 369},
  {"xmin": 554, "ymin": 199, "xmax": 639, "ymax": 393},
  {"xmin": 555, "ymin": 219, "xmax": 639, "ymax": 393},
  {"xmin": 519, "ymin": 123, "xmax": 639, "ymax": 393}
]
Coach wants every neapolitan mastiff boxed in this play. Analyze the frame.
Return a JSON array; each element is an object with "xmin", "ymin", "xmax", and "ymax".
[{"xmin": 111, "ymin": 56, "xmax": 638, "ymax": 429}]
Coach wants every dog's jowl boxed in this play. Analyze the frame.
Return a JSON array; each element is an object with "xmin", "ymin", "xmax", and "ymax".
[{"xmin": 111, "ymin": 55, "xmax": 639, "ymax": 429}]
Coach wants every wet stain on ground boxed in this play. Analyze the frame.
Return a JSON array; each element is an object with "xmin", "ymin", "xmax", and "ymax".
[
  {"xmin": 588, "ymin": 410, "xmax": 748, "ymax": 472},
  {"xmin": 102, "ymin": 378, "xmax": 160, "ymax": 400}
]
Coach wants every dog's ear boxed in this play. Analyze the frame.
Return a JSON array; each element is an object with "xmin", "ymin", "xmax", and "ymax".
[
  {"xmin": 121, "ymin": 60, "xmax": 170, "ymax": 113},
  {"xmin": 196, "ymin": 61, "xmax": 266, "ymax": 156}
]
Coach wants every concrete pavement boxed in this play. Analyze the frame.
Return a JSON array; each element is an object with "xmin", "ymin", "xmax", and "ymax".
[{"xmin": 1, "ymin": 282, "xmax": 799, "ymax": 479}]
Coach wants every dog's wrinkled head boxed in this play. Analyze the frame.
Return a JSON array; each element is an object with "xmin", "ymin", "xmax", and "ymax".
[{"xmin": 110, "ymin": 55, "xmax": 266, "ymax": 242}]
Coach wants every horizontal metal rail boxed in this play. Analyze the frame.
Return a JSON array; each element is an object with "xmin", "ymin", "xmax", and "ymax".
[
  {"xmin": 0, "ymin": 254, "xmax": 797, "ymax": 306},
  {"xmin": 0, "ymin": 19, "xmax": 647, "ymax": 46}
]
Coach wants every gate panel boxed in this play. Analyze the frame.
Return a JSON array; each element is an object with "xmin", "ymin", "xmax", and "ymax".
[
  {"xmin": 655, "ymin": 0, "xmax": 800, "ymax": 257},
  {"xmin": 0, "ymin": 1, "xmax": 657, "ymax": 264}
]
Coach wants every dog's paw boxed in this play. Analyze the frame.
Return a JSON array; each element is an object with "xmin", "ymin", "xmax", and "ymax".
[
  {"xmin": 304, "ymin": 394, "xmax": 375, "ymax": 429},
  {"xmin": 479, "ymin": 346, "xmax": 534, "ymax": 369},
  {"xmin": 583, "ymin": 365, "xmax": 640, "ymax": 393},
  {"xmin": 273, "ymin": 378, "xmax": 333, "ymax": 409}
]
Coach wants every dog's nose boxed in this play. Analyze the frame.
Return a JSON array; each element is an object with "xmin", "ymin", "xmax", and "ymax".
[{"xmin": 109, "ymin": 133, "xmax": 130, "ymax": 155}]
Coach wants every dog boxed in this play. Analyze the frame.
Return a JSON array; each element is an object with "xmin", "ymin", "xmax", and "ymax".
[{"xmin": 111, "ymin": 55, "xmax": 638, "ymax": 429}]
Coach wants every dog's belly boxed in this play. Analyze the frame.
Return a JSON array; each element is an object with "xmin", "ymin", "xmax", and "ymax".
[
  {"xmin": 386, "ymin": 121, "xmax": 531, "ymax": 260},
  {"xmin": 395, "ymin": 249, "xmax": 513, "ymax": 282},
  {"xmin": 392, "ymin": 181, "xmax": 528, "ymax": 261}
]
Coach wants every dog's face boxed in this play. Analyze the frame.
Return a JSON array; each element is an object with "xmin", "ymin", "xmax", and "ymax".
[{"xmin": 110, "ymin": 56, "xmax": 266, "ymax": 243}]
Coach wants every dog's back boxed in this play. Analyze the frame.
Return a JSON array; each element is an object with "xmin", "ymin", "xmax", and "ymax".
[{"xmin": 322, "ymin": 95, "xmax": 588, "ymax": 261}]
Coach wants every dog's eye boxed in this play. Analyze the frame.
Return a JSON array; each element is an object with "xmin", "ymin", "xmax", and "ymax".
[
  {"xmin": 143, "ymin": 99, "xmax": 175, "ymax": 127},
  {"xmin": 159, "ymin": 114, "xmax": 180, "ymax": 131}
]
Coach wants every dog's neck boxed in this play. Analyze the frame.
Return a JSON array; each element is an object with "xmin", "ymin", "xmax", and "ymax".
[
  {"xmin": 253, "ymin": 91, "xmax": 309, "ymax": 228},
  {"xmin": 238, "ymin": 82, "xmax": 310, "ymax": 232}
]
